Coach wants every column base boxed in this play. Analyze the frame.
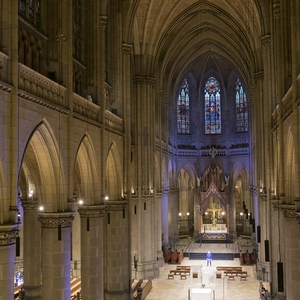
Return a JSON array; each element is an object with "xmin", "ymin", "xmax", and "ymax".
[{"xmin": 132, "ymin": 260, "xmax": 159, "ymax": 280}]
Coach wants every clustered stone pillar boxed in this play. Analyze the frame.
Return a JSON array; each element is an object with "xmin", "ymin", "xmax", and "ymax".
[
  {"xmin": 0, "ymin": 225, "xmax": 19, "ymax": 299},
  {"xmin": 38, "ymin": 213, "xmax": 74, "ymax": 300},
  {"xmin": 22, "ymin": 199, "xmax": 42, "ymax": 299},
  {"xmin": 104, "ymin": 201, "xmax": 129, "ymax": 300},
  {"xmin": 78, "ymin": 205, "xmax": 105, "ymax": 300}
]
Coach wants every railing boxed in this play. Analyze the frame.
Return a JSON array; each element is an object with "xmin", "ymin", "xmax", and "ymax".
[
  {"xmin": 105, "ymin": 110, "xmax": 123, "ymax": 133},
  {"xmin": 73, "ymin": 93, "xmax": 100, "ymax": 122},
  {"xmin": 18, "ymin": 63, "xmax": 67, "ymax": 109}
]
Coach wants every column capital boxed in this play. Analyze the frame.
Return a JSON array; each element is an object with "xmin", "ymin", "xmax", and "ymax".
[
  {"xmin": 133, "ymin": 76, "xmax": 156, "ymax": 86},
  {"xmin": 78, "ymin": 205, "xmax": 106, "ymax": 218},
  {"xmin": 99, "ymin": 15, "xmax": 107, "ymax": 30},
  {"xmin": 105, "ymin": 200, "xmax": 127, "ymax": 212},
  {"xmin": 261, "ymin": 35, "xmax": 271, "ymax": 47},
  {"xmin": 0, "ymin": 225, "xmax": 19, "ymax": 246},
  {"xmin": 38, "ymin": 212, "xmax": 74, "ymax": 228},
  {"xmin": 272, "ymin": 203, "xmax": 296, "ymax": 218},
  {"xmin": 122, "ymin": 43, "xmax": 132, "ymax": 55},
  {"xmin": 253, "ymin": 71, "xmax": 264, "ymax": 81},
  {"xmin": 21, "ymin": 198, "xmax": 39, "ymax": 210}
]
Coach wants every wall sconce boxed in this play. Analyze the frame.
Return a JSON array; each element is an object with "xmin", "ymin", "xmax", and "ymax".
[
  {"xmin": 222, "ymin": 211, "xmax": 225, "ymax": 216},
  {"xmin": 178, "ymin": 212, "xmax": 182, "ymax": 217},
  {"xmin": 29, "ymin": 189, "xmax": 34, "ymax": 198},
  {"xmin": 205, "ymin": 212, "xmax": 208, "ymax": 215},
  {"xmin": 78, "ymin": 200, "xmax": 84, "ymax": 205},
  {"xmin": 105, "ymin": 195, "xmax": 109, "ymax": 201},
  {"xmin": 38, "ymin": 206, "xmax": 44, "ymax": 211},
  {"xmin": 187, "ymin": 212, "xmax": 190, "ymax": 216},
  {"xmin": 150, "ymin": 188, "xmax": 153, "ymax": 194},
  {"xmin": 240, "ymin": 212, "xmax": 243, "ymax": 216},
  {"xmin": 260, "ymin": 187, "xmax": 263, "ymax": 193}
]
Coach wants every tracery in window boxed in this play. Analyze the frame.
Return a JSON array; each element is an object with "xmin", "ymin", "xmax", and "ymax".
[
  {"xmin": 205, "ymin": 77, "xmax": 221, "ymax": 134},
  {"xmin": 177, "ymin": 79, "xmax": 190, "ymax": 134},
  {"xmin": 236, "ymin": 79, "xmax": 248, "ymax": 132},
  {"xmin": 19, "ymin": 0, "xmax": 41, "ymax": 28}
]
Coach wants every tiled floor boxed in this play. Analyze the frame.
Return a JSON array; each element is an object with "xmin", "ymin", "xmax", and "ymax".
[{"xmin": 146, "ymin": 258, "xmax": 261, "ymax": 300}]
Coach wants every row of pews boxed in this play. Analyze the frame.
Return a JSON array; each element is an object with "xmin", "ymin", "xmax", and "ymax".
[
  {"xmin": 131, "ymin": 278, "xmax": 152, "ymax": 300},
  {"xmin": 216, "ymin": 266, "xmax": 247, "ymax": 281},
  {"xmin": 13, "ymin": 278, "xmax": 81, "ymax": 300},
  {"xmin": 168, "ymin": 265, "xmax": 191, "ymax": 280},
  {"xmin": 164, "ymin": 249, "xmax": 184, "ymax": 264},
  {"xmin": 70, "ymin": 278, "xmax": 81, "ymax": 299}
]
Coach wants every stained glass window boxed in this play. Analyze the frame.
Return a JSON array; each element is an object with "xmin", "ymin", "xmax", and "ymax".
[
  {"xmin": 177, "ymin": 79, "xmax": 190, "ymax": 134},
  {"xmin": 205, "ymin": 77, "xmax": 221, "ymax": 134},
  {"xmin": 236, "ymin": 79, "xmax": 248, "ymax": 132}
]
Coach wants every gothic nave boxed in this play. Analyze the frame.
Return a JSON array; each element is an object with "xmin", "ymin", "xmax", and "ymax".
[{"xmin": 0, "ymin": 1, "xmax": 300, "ymax": 299}]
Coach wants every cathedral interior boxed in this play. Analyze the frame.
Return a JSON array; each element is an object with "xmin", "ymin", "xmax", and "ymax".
[{"xmin": 0, "ymin": 0, "xmax": 300, "ymax": 299}]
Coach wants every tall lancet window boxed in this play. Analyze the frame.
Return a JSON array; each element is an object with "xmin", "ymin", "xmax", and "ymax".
[
  {"xmin": 205, "ymin": 77, "xmax": 221, "ymax": 134},
  {"xmin": 73, "ymin": 0, "xmax": 82, "ymax": 62},
  {"xmin": 236, "ymin": 79, "xmax": 248, "ymax": 132},
  {"xmin": 177, "ymin": 79, "xmax": 190, "ymax": 134}
]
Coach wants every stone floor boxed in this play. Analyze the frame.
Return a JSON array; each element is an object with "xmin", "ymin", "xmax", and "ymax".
[{"xmin": 145, "ymin": 258, "xmax": 261, "ymax": 300}]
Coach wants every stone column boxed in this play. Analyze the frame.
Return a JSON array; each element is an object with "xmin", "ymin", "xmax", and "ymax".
[
  {"xmin": 155, "ymin": 194, "xmax": 164, "ymax": 267},
  {"xmin": 78, "ymin": 205, "xmax": 106, "ymax": 300},
  {"xmin": 104, "ymin": 201, "xmax": 129, "ymax": 300},
  {"xmin": 22, "ymin": 199, "xmax": 42, "ymax": 299},
  {"xmin": 0, "ymin": 225, "xmax": 18, "ymax": 300},
  {"xmin": 161, "ymin": 192, "xmax": 169, "ymax": 249},
  {"xmin": 38, "ymin": 213, "xmax": 74, "ymax": 300}
]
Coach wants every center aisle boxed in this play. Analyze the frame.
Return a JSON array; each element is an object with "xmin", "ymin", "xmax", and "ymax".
[{"xmin": 145, "ymin": 258, "xmax": 260, "ymax": 300}]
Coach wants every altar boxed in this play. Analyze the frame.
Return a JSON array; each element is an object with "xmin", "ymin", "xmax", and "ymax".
[{"xmin": 200, "ymin": 224, "xmax": 228, "ymax": 240}]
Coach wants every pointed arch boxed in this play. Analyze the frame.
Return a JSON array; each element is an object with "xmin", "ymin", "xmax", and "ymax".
[
  {"xmin": 20, "ymin": 120, "xmax": 64, "ymax": 212},
  {"xmin": 285, "ymin": 128, "xmax": 294, "ymax": 204},
  {"xmin": 105, "ymin": 142, "xmax": 123, "ymax": 200},
  {"xmin": 177, "ymin": 78, "xmax": 190, "ymax": 134},
  {"xmin": 74, "ymin": 133, "xmax": 100, "ymax": 205},
  {"xmin": 204, "ymin": 76, "xmax": 221, "ymax": 134},
  {"xmin": 0, "ymin": 159, "xmax": 6, "ymax": 224}
]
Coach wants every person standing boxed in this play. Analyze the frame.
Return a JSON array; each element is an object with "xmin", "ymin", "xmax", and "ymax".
[{"xmin": 206, "ymin": 251, "xmax": 212, "ymax": 266}]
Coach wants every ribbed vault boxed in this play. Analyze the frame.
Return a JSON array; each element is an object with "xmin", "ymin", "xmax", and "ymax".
[{"xmin": 126, "ymin": 0, "xmax": 267, "ymax": 89}]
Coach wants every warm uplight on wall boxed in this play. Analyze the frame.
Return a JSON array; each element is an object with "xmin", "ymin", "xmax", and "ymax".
[
  {"xmin": 29, "ymin": 189, "xmax": 34, "ymax": 198},
  {"xmin": 150, "ymin": 188, "xmax": 153, "ymax": 194},
  {"xmin": 260, "ymin": 187, "xmax": 263, "ymax": 193}
]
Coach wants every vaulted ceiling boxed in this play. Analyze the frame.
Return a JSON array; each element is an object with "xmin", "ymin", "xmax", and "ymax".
[{"xmin": 125, "ymin": 0, "xmax": 269, "ymax": 91}]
